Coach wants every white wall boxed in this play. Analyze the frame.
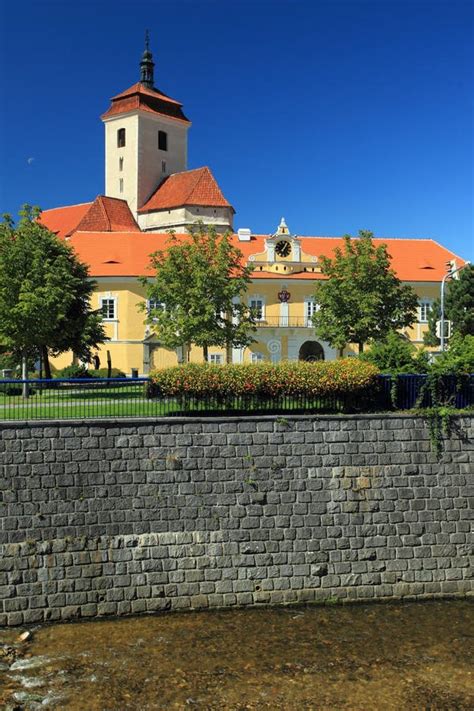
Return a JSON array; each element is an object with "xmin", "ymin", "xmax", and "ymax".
[
  {"xmin": 138, "ymin": 205, "xmax": 234, "ymax": 232},
  {"xmin": 104, "ymin": 114, "xmax": 139, "ymax": 214},
  {"xmin": 104, "ymin": 111, "xmax": 189, "ymax": 217}
]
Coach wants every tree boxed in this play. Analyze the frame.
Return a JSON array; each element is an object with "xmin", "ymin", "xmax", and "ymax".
[
  {"xmin": 0, "ymin": 205, "xmax": 105, "ymax": 390},
  {"xmin": 312, "ymin": 230, "xmax": 419, "ymax": 353},
  {"xmin": 142, "ymin": 224, "xmax": 256, "ymax": 362},
  {"xmin": 424, "ymin": 264, "xmax": 474, "ymax": 347},
  {"xmin": 430, "ymin": 333, "xmax": 474, "ymax": 375},
  {"xmin": 360, "ymin": 331, "xmax": 429, "ymax": 373}
]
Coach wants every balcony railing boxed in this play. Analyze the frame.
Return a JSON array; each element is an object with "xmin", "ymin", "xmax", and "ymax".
[{"xmin": 255, "ymin": 317, "xmax": 315, "ymax": 328}]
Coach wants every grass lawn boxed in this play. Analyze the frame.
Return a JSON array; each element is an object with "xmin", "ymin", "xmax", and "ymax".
[{"xmin": 0, "ymin": 384, "xmax": 353, "ymax": 420}]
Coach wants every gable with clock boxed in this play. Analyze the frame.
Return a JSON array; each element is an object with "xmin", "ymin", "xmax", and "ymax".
[{"xmin": 248, "ymin": 217, "xmax": 320, "ymax": 275}]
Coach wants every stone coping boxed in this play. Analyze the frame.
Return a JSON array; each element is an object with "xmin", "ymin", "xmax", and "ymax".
[{"xmin": 0, "ymin": 412, "xmax": 472, "ymax": 429}]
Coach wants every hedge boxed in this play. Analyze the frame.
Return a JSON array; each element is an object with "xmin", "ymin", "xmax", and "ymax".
[{"xmin": 147, "ymin": 360, "xmax": 380, "ymax": 400}]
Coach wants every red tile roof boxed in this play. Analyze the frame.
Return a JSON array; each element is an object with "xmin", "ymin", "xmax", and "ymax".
[
  {"xmin": 68, "ymin": 231, "xmax": 465, "ymax": 282},
  {"xmin": 139, "ymin": 167, "xmax": 234, "ymax": 212},
  {"xmin": 74, "ymin": 196, "xmax": 140, "ymax": 233},
  {"xmin": 101, "ymin": 82, "xmax": 190, "ymax": 123},
  {"xmin": 40, "ymin": 197, "xmax": 139, "ymax": 238},
  {"xmin": 40, "ymin": 202, "xmax": 92, "ymax": 239}
]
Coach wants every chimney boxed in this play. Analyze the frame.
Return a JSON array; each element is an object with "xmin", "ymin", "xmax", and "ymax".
[{"xmin": 237, "ymin": 228, "xmax": 251, "ymax": 241}]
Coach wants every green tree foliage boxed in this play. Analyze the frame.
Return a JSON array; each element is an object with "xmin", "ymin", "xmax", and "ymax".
[
  {"xmin": 142, "ymin": 225, "xmax": 256, "ymax": 361},
  {"xmin": 360, "ymin": 331, "xmax": 429, "ymax": 373},
  {"xmin": 0, "ymin": 205, "xmax": 105, "ymax": 381},
  {"xmin": 424, "ymin": 264, "xmax": 474, "ymax": 346},
  {"xmin": 312, "ymin": 230, "xmax": 419, "ymax": 353},
  {"xmin": 431, "ymin": 334, "xmax": 474, "ymax": 374}
]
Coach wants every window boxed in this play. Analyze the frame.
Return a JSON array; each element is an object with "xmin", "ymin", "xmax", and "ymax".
[
  {"xmin": 305, "ymin": 299, "xmax": 319, "ymax": 326},
  {"xmin": 119, "ymin": 157, "xmax": 124, "ymax": 171},
  {"xmin": 100, "ymin": 298, "xmax": 116, "ymax": 320},
  {"xmin": 419, "ymin": 300, "xmax": 431, "ymax": 323},
  {"xmin": 209, "ymin": 354, "xmax": 223, "ymax": 365},
  {"xmin": 161, "ymin": 160, "xmax": 167, "ymax": 173},
  {"xmin": 250, "ymin": 297, "xmax": 264, "ymax": 321},
  {"xmin": 119, "ymin": 178, "xmax": 124, "ymax": 193},
  {"xmin": 117, "ymin": 128, "xmax": 126, "ymax": 148},
  {"xmin": 158, "ymin": 130, "xmax": 168, "ymax": 151},
  {"xmin": 147, "ymin": 299, "xmax": 165, "ymax": 320},
  {"xmin": 251, "ymin": 352, "xmax": 264, "ymax": 363}
]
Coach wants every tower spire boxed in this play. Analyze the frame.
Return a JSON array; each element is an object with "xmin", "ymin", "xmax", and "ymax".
[{"xmin": 140, "ymin": 30, "xmax": 155, "ymax": 88}]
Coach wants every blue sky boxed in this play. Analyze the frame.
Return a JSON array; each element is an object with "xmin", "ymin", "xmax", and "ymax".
[{"xmin": 0, "ymin": 0, "xmax": 472, "ymax": 259}]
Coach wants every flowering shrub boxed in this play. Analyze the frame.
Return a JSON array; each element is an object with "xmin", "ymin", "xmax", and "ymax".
[{"xmin": 147, "ymin": 359, "xmax": 379, "ymax": 400}]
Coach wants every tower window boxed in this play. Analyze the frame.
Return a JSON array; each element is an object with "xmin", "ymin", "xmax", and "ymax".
[
  {"xmin": 119, "ymin": 157, "xmax": 124, "ymax": 171},
  {"xmin": 158, "ymin": 130, "xmax": 168, "ymax": 151},
  {"xmin": 117, "ymin": 128, "xmax": 126, "ymax": 148},
  {"xmin": 119, "ymin": 178, "xmax": 124, "ymax": 193},
  {"xmin": 161, "ymin": 160, "xmax": 167, "ymax": 173}
]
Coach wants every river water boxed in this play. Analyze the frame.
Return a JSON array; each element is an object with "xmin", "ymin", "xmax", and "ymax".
[{"xmin": 1, "ymin": 600, "xmax": 473, "ymax": 710}]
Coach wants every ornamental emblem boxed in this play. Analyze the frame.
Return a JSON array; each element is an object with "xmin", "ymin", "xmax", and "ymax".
[{"xmin": 278, "ymin": 289, "xmax": 291, "ymax": 303}]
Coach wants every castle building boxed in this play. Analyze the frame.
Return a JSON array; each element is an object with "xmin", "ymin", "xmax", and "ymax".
[{"xmin": 40, "ymin": 40, "xmax": 465, "ymax": 375}]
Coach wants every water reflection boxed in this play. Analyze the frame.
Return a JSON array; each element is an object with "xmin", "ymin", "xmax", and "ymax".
[{"xmin": 1, "ymin": 600, "xmax": 473, "ymax": 710}]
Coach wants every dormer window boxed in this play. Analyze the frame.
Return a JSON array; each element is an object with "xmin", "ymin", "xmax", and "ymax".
[
  {"xmin": 158, "ymin": 130, "xmax": 168, "ymax": 151},
  {"xmin": 117, "ymin": 128, "xmax": 126, "ymax": 148}
]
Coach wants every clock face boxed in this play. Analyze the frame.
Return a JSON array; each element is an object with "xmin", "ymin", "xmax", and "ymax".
[{"xmin": 275, "ymin": 240, "xmax": 291, "ymax": 257}]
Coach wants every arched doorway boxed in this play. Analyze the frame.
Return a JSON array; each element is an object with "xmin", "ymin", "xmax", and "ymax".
[{"xmin": 298, "ymin": 341, "xmax": 325, "ymax": 361}]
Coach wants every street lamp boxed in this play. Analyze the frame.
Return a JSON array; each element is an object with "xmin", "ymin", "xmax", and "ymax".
[{"xmin": 439, "ymin": 260, "xmax": 470, "ymax": 352}]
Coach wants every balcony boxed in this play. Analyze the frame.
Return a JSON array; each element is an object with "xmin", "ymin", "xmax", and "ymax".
[{"xmin": 255, "ymin": 317, "xmax": 315, "ymax": 328}]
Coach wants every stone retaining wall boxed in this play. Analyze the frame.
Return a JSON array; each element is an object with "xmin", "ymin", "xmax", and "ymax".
[{"xmin": 0, "ymin": 415, "xmax": 472, "ymax": 626}]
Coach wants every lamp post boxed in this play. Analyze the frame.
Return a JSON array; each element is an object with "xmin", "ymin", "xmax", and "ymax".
[{"xmin": 440, "ymin": 261, "xmax": 470, "ymax": 352}]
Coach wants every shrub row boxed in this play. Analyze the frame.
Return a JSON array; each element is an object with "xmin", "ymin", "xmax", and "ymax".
[
  {"xmin": 147, "ymin": 359, "xmax": 380, "ymax": 399},
  {"xmin": 55, "ymin": 365, "xmax": 126, "ymax": 379}
]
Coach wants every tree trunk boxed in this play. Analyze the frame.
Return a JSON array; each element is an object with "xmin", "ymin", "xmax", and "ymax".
[
  {"xmin": 41, "ymin": 345, "xmax": 52, "ymax": 380},
  {"xmin": 21, "ymin": 353, "xmax": 29, "ymax": 399},
  {"xmin": 107, "ymin": 350, "xmax": 112, "ymax": 378},
  {"xmin": 203, "ymin": 345, "xmax": 209, "ymax": 362},
  {"xmin": 338, "ymin": 347, "xmax": 344, "ymax": 359},
  {"xmin": 358, "ymin": 342, "xmax": 364, "ymax": 354},
  {"xmin": 226, "ymin": 342, "xmax": 232, "ymax": 364}
]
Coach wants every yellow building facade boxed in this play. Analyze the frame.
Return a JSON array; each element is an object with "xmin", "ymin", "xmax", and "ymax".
[{"xmin": 41, "ymin": 42, "xmax": 464, "ymax": 376}]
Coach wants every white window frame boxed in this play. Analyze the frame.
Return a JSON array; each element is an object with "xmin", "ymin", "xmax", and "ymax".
[
  {"xmin": 147, "ymin": 299, "xmax": 165, "ymax": 321},
  {"xmin": 419, "ymin": 300, "xmax": 432, "ymax": 323},
  {"xmin": 251, "ymin": 352, "xmax": 264, "ymax": 363},
  {"xmin": 249, "ymin": 296, "xmax": 265, "ymax": 321},
  {"xmin": 209, "ymin": 353, "xmax": 223, "ymax": 365},
  {"xmin": 304, "ymin": 298, "xmax": 319, "ymax": 326},
  {"xmin": 100, "ymin": 297, "xmax": 117, "ymax": 321}
]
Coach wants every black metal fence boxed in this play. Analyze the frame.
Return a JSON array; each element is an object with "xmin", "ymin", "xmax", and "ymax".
[{"xmin": 0, "ymin": 374, "xmax": 472, "ymax": 421}]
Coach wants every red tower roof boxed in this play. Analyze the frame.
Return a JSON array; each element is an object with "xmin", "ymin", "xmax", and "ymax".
[
  {"xmin": 101, "ymin": 82, "xmax": 190, "ymax": 123},
  {"xmin": 139, "ymin": 166, "xmax": 233, "ymax": 213}
]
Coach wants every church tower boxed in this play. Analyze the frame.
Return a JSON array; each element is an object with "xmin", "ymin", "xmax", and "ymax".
[{"xmin": 101, "ymin": 34, "xmax": 191, "ymax": 217}]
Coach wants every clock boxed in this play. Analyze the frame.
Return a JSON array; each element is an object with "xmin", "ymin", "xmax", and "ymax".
[{"xmin": 275, "ymin": 240, "xmax": 291, "ymax": 257}]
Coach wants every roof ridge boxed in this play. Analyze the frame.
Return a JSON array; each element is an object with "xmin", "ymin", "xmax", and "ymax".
[
  {"xmin": 96, "ymin": 196, "xmax": 111, "ymax": 231},
  {"xmin": 97, "ymin": 195, "xmax": 130, "ymax": 204},
  {"xmin": 42, "ymin": 201, "xmax": 93, "ymax": 212}
]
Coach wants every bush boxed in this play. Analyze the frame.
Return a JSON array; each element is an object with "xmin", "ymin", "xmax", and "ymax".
[
  {"xmin": 360, "ymin": 332, "xmax": 429, "ymax": 374},
  {"xmin": 0, "ymin": 383, "xmax": 23, "ymax": 396},
  {"xmin": 55, "ymin": 364, "xmax": 93, "ymax": 379},
  {"xmin": 431, "ymin": 334, "xmax": 474, "ymax": 375},
  {"xmin": 89, "ymin": 368, "xmax": 126, "ymax": 379},
  {"xmin": 147, "ymin": 359, "xmax": 379, "ymax": 400}
]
